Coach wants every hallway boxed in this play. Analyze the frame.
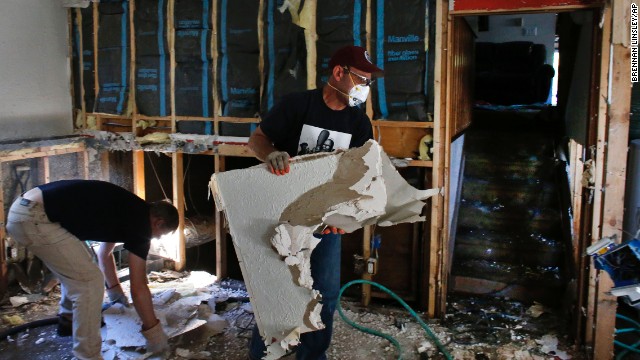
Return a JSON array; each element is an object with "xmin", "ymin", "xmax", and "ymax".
[{"xmin": 451, "ymin": 109, "xmax": 568, "ymax": 306}]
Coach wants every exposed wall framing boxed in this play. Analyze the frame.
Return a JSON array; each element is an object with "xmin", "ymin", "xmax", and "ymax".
[
  {"xmin": 588, "ymin": 0, "xmax": 631, "ymax": 357},
  {"xmin": 68, "ymin": 0, "xmax": 438, "ymax": 306}
]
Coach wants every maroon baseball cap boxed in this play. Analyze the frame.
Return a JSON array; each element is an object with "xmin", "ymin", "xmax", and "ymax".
[{"xmin": 328, "ymin": 45, "xmax": 383, "ymax": 76}]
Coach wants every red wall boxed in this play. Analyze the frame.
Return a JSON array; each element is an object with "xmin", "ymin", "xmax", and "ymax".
[{"xmin": 452, "ymin": 0, "xmax": 602, "ymax": 12}]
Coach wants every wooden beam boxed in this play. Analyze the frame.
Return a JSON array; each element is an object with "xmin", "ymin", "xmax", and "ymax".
[
  {"xmin": 0, "ymin": 144, "xmax": 86, "ymax": 163},
  {"xmin": 67, "ymin": 9, "xmax": 77, "ymax": 126},
  {"xmin": 361, "ymin": 225, "xmax": 372, "ymax": 306},
  {"xmin": 42, "ymin": 157, "xmax": 51, "ymax": 184},
  {"xmin": 93, "ymin": 2, "xmax": 99, "ymax": 101},
  {"xmin": 586, "ymin": 2, "xmax": 612, "ymax": 347},
  {"xmin": 365, "ymin": 0, "xmax": 373, "ymax": 120},
  {"xmin": 169, "ymin": 0, "xmax": 177, "ymax": 133},
  {"xmin": 575, "ymin": 9, "xmax": 606, "ymax": 344},
  {"xmin": 214, "ymin": 154, "xmax": 227, "ymax": 278},
  {"xmin": 427, "ymin": 0, "xmax": 448, "ymax": 318},
  {"xmin": 81, "ymin": 151, "xmax": 90, "ymax": 179},
  {"xmin": 129, "ymin": 0, "xmax": 137, "ymax": 129},
  {"xmin": 211, "ymin": 0, "xmax": 219, "ymax": 135},
  {"xmin": 592, "ymin": 0, "xmax": 631, "ymax": 357},
  {"xmin": 371, "ymin": 120, "xmax": 434, "ymax": 128},
  {"xmin": 304, "ymin": 0, "xmax": 317, "ymax": 90},
  {"xmin": 216, "ymin": 144, "xmax": 255, "ymax": 157},
  {"xmin": 258, "ymin": 0, "xmax": 265, "ymax": 116},
  {"xmin": 172, "ymin": 152, "xmax": 186, "ymax": 270},
  {"xmin": 77, "ymin": 8, "xmax": 87, "ymax": 127},
  {"xmin": 372, "ymin": 126, "xmax": 429, "ymax": 158},
  {"xmin": 217, "ymin": 116, "xmax": 261, "ymax": 124},
  {"xmin": 569, "ymin": 140, "xmax": 584, "ymax": 270},
  {"xmin": 133, "ymin": 150, "xmax": 145, "ymax": 199}
]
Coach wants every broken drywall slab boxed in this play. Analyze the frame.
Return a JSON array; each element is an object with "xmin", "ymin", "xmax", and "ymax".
[
  {"xmin": 209, "ymin": 140, "xmax": 438, "ymax": 359},
  {"xmin": 103, "ymin": 290, "xmax": 210, "ymax": 348}
]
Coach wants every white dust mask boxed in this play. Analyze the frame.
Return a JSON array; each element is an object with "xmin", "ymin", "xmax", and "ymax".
[{"xmin": 348, "ymin": 83, "xmax": 370, "ymax": 107}]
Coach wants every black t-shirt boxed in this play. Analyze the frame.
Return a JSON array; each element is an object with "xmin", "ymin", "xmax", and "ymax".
[
  {"xmin": 259, "ymin": 89, "xmax": 373, "ymax": 156},
  {"xmin": 38, "ymin": 180, "xmax": 152, "ymax": 260}
]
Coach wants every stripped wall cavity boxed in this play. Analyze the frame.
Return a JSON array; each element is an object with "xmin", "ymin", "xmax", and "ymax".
[{"xmin": 210, "ymin": 140, "xmax": 437, "ymax": 359}]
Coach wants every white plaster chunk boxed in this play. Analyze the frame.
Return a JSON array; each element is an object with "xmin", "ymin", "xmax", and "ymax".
[
  {"xmin": 271, "ymin": 223, "xmax": 321, "ymax": 289},
  {"xmin": 209, "ymin": 140, "xmax": 438, "ymax": 359},
  {"xmin": 103, "ymin": 293, "xmax": 210, "ymax": 347},
  {"xmin": 265, "ymin": 328, "xmax": 302, "ymax": 360}
]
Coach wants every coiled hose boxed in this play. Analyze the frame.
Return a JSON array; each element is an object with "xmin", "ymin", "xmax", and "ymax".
[
  {"xmin": 615, "ymin": 313, "xmax": 640, "ymax": 360},
  {"xmin": 337, "ymin": 279, "xmax": 453, "ymax": 360}
]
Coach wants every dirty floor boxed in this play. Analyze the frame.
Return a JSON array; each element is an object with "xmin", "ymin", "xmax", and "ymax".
[{"xmin": 0, "ymin": 270, "xmax": 585, "ymax": 360}]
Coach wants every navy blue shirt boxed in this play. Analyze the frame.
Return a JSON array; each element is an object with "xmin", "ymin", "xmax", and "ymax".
[
  {"xmin": 38, "ymin": 180, "xmax": 152, "ymax": 260},
  {"xmin": 259, "ymin": 89, "xmax": 373, "ymax": 157}
]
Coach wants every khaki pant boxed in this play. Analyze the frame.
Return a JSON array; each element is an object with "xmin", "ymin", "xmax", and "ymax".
[{"xmin": 6, "ymin": 197, "xmax": 104, "ymax": 360}]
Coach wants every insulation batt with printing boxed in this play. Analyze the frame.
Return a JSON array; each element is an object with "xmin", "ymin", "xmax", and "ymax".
[{"xmin": 209, "ymin": 140, "xmax": 438, "ymax": 359}]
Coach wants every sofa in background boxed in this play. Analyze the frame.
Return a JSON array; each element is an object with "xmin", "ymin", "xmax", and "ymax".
[{"xmin": 475, "ymin": 41, "xmax": 555, "ymax": 106}]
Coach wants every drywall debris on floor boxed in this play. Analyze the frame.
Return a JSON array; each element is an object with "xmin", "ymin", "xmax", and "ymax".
[
  {"xmin": 210, "ymin": 140, "xmax": 438, "ymax": 359},
  {"xmin": 103, "ymin": 271, "xmax": 226, "ymax": 350},
  {"xmin": 0, "ymin": 277, "xmax": 584, "ymax": 359},
  {"xmin": 9, "ymin": 294, "xmax": 45, "ymax": 307}
]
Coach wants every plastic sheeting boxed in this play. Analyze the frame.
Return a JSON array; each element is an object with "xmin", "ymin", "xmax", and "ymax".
[
  {"xmin": 134, "ymin": 0, "xmax": 170, "ymax": 116},
  {"xmin": 371, "ymin": 0, "xmax": 429, "ymax": 121},
  {"xmin": 315, "ymin": 0, "xmax": 367, "ymax": 85},
  {"xmin": 217, "ymin": 0, "xmax": 260, "ymax": 136},
  {"xmin": 261, "ymin": 1, "xmax": 307, "ymax": 114},
  {"xmin": 80, "ymin": 7, "xmax": 96, "ymax": 112},
  {"xmin": 96, "ymin": 1, "xmax": 130, "ymax": 115},
  {"xmin": 174, "ymin": 0, "xmax": 213, "ymax": 126},
  {"xmin": 72, "ymin": 10, "xmax": 83, "ymax": 110}
]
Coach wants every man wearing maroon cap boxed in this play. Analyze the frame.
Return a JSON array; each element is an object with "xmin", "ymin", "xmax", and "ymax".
[{"xmin": 247, "ymin": 45, "xmax": 383, "ymax": 359}]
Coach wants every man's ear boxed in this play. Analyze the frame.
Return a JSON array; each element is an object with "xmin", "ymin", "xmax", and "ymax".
[{"xmin": 332, "ymin": 65, "xmax": 345, "ymax": 81}]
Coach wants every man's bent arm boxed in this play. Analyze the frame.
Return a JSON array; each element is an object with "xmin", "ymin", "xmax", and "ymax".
[
  {"xmin": 248, "ymin": 126, "xmax": 278, "ymax": 161},
  {"xmin": 97, "ymin": 242, "xmax": 119, "ymax": 288},
  {"xmin": 128, "ymin": 252, "xmax": 160, "ymax": 330}
]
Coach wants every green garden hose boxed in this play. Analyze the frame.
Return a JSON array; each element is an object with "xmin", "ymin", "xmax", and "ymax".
[
  {"xmin": 615, "ymin": 313, "xmax": 640, "ymax": 360},
  {"xmin": 337, "ymin": 279, "xmax": 453, "ymax": 360}
]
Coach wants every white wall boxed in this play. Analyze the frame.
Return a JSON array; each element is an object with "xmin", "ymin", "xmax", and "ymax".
[
  {"xmin": 467, "ymin": 13, "xmax": 556, "ymax": 65},
  {"xmin": 0, "ymin": 0, "xmax": 73, "ymax": 142},
  {"xmin": 448, "ymin": 134, "xmax": 465, "ymax": 268}
]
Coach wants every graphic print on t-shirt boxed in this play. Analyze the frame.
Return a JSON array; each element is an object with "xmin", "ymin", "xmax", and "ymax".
[{"xmin": 298, "ymin": 124, "xmax": 352, "ymax": 155}]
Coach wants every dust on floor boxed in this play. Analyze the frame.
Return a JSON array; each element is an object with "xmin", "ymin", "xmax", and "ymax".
[{"xmin": 0, "ymin": 270, "xmax": 583, "ymax": 359}]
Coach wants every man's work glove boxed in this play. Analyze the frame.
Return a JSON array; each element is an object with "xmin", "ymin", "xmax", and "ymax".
[
  {"xmin": 141, "ymin": 320, "xmax": 169, "ymax": 354},
  {"xmin": 265, "ymin": 151, "xmax": 290, "ymax": 175},
  {"xmin": 106, "ymin": 283, "xmax": 131, "ymax": 307}
]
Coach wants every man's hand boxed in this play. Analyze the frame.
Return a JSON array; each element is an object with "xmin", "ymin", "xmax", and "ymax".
[
  {"xmin": 141, "ymin": 320, "xmax": 169, "ymax": 354},
  {"xmin": 322, "ymin": 226, "xmax": 346, "ymax": 235},
  {"xmin": 106, "ymin": 284, "xmax": 131, "ymax": 307},
  {"xmin": 266, "ymin": 151, "xmax": 290, "ymax": 175}
]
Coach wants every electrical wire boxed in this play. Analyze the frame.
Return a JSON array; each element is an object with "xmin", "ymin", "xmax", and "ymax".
[
  {"xmin": 337, "ymin": 279, "xmax": 453, "ymax": 360},
  {"xmin": 146, "ymin": 152, "xmax": 169, "ymax": 200}
]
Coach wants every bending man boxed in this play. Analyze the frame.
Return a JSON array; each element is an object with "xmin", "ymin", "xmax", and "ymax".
[{"xmin": 6, "ymin": 179, "xmax": 179, "ymax": 360}]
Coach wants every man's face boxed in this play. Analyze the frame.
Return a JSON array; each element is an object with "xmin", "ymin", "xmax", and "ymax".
[
  {"xmin": 150, "ymin": 217, "xmax": 173, "ymax": 238},
  {"xmin": 342, "ymin": 67, "xmax": 373, "ymax": 91}
]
